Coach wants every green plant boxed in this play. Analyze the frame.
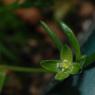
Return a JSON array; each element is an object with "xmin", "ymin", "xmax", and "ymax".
[
  {"xmin": 0, "ymin": 20, "xmax": 95, "ymax": 93},
  {"xmin": 0, "ymin": 2, "xmax": 95, "ymax": 93}
]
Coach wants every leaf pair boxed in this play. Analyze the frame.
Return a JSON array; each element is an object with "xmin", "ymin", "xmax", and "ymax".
[
  {"xmin": 41, "ymin": 20, "xmax": 81, "ymax": 62},
  {"xmin": 56, "ymin": 19, "xmax": 81, "ymax": 61}
]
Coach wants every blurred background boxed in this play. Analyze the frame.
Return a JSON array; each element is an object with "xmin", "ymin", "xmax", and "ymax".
[{"xmin": 0, "ymin": 0, "xmax": 95, "ymax": 95}]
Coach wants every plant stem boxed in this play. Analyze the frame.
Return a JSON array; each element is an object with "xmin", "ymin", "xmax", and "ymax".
[{"xmin": 0, "ymin": 65, "xmax": 51, "ymax": 73}]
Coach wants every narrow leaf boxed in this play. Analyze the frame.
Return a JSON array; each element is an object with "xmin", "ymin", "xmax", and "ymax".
[
  {"xmin": 40, "ymin": 60, "xmax": 59, "ymax": 72},
  {"xmin": 0, "ymin": 69, "xmax": 6, "ymax": 92},
  {"xmin": 60, "ymin": 45, "xmax": 73, "ymax": 65},
  {"xmin": 40, "ymin": 21, "xmax": 63, "ymax": 51},
  {"xmin": 57, "ymin": 20, "xmax": 81, "ymax": 61}
]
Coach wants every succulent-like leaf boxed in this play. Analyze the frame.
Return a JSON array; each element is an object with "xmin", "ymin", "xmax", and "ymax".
[
  {"xmin": 55, "ymin": 70, "xmax": 70, "ymax": 80},
  {"xmin": 60, "ymin": 45, "xmax": 73, "ymax": 65},
  {"xmin": 40, "ymin": 60, "xmax": 59, "ymax": 72}
]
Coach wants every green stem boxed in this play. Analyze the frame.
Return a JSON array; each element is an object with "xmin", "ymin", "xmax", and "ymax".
[
  {"xmin": 40, "ymin": 21, "xmax": 63, "ymax": 51},
  {"xmin": 0, "ymin": 65, "xmax": 50, "ymax": 73}
]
